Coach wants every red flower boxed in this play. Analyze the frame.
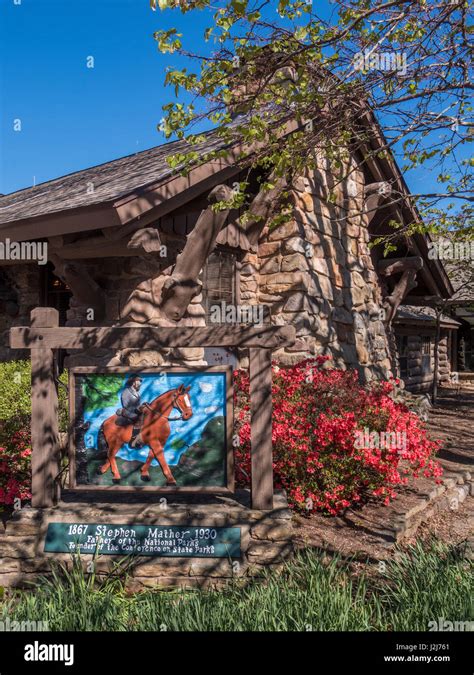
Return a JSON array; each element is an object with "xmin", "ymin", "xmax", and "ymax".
[
  {"xmin": 0, "ymin": 420, "xmax": 32, "ymax": 510},
  {"xmin": 234, "ymin": 357, "xmax": 442, "ymax": 516}
]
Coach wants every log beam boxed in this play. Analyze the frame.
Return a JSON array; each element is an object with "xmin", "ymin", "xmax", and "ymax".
[
  {"xmin": 379, "ymin": 256, "xmax": 424, "ymax": 325},
  {"xmin": 126, "ymin": 227, "xmax": 163, "ymax": 253},
  {"xmin": 160, "ymin": 184, "xmax": 233, "ymax": 322},
  {"xmin": 50, "ymin": 253, "xmax": 106, "ymax": 321},
  {"xmin": 241, "ymin": 173, "xmax": 288, "ymax": 247},
  {"xmin": 403, "ymin": 295, "xmax": 461, "ymax": 307},
  {"xmin": 48, "ymin": 230, "xmax": 162, "ymax": 259},
  {"xmin": 10, "ymin": 323, "xmax": 296, "ymax": 351},
  {"xmin": 378, "ymin": 256, "xmax": 423, "ymax": 277},
  {"xmin": 364, "ymin": 181, "xmax": 392, "ymax": 226}
]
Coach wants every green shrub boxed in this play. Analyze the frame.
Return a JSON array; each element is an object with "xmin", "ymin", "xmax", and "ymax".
[
  {"xmin": 0, "ymin": 360, "xmax": 68, "ymax": 510},
  {"xmin": 0, "ymin": 359, "xmax": 68, "ymax": 430},
  {"xmin": 0, "ymin": 360, "xmax": 32, "ymax": 420}
]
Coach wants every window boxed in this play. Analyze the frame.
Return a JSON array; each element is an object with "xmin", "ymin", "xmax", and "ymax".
[
  {"xmin": 422, "ymin": 336, "xmax": 431, "ymax": 374},
  {"xmin": 422, "ymin": 336, "xmax": 431, "ymax": 355},
  {"xmin": 396, "ymin": 335, "xmax": 409, "ymax": 377},
  {"xmin": 202, "ymin": 250, "xmax": 237, "ymax": 318}
]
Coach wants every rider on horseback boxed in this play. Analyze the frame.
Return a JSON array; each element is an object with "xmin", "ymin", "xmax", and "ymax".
[{"xmin": 120, "ymin": 376, "xmax": 145, "ymax": 448}]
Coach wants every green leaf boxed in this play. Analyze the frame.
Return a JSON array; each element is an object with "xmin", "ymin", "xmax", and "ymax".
[
  {"xmin": 231, "ymin": 0, "xmax": 247, "ymax": 14},
  {"xmin": 295, "ymin": 27, "xmax": 308, "ymax": 41}
]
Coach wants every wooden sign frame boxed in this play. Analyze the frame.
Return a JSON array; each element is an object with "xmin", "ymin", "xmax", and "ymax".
[
  {"xmin": 9, "ymin": 308, "xmax": 296, "ymax": 510},
  {"xmin": 68, "ymin": 365, "xmax": 234, "ymax": 494}
]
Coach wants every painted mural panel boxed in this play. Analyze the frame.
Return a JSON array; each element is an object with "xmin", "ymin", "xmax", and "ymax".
[{"xmin": 69, "ymin": 367, "xmax": 233, "ymax": 490}]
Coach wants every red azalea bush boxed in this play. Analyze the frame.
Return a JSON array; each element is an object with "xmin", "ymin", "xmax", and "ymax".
[
  {"xmin": 0, "ymin": 359, "xmax": 67, "ymax": 512},
  {"xmin": 234, "ymin": 357, "xmax": 442, "ymax": 515},
  {"xmin": 0, "ymin": 418, "xmax": 32, "ymax": 511}
]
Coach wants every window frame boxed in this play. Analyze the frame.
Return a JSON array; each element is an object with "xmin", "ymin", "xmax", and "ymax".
[
  {"xmin": 421, "ymin": 336, "xmax": 432, "ymax": 374},
  {"xmin": 396, "ymin": 334, "xmax": 409, "ymax": 378},
  {"xmin": 201, "ymin": 247, "xmax": 240, "ymax": 319}
]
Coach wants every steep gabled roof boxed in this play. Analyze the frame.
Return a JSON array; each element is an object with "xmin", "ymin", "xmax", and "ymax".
[
  {"xmin": 0, "ymin": 130, "xmax": 227, "ymax": 226},
  {"xmin": 0, "ymin": 108, "xmax": 458, "ymax": 301}
]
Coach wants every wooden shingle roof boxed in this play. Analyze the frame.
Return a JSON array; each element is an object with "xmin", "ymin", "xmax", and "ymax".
[
  {"xmin": 395, "ymin": 304, "xmax": 461, "ymax": 328},
  {"xmin": 446, "ymin": 262, "xmax": 474, "ymax": 302},
  {"xmin": 0, "ymin": 130, "xmax": 227, "ymax": 226}
]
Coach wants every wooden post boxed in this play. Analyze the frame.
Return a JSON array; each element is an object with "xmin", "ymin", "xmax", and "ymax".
[
  {"xmin": 452, "ymin": 330, "xmax": 458, "ymax": 372},
  {"xmin": 30, "ymin": 308, "xmax": 59, "ymax": 508},
  {"xmin": 249, "ymin": 348, "xmax": 273, "ymax": 510},
  {"xmin": 432, "ymin": 308, "xmax": 442, "ymax": 405}
]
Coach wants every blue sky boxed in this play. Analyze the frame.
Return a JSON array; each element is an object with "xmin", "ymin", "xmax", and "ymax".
[
  {"xmin": 0, "ymin": 0, "xmax": 467, "ymax": 203},
  {"xmin": 0, "ymin": 0, "xmax": 214, "ymax": 194}
]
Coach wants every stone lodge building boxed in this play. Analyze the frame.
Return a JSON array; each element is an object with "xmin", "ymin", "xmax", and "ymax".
[{"xmin": 0, "ymin": 119, "xmax": 461, "ymax": 393}]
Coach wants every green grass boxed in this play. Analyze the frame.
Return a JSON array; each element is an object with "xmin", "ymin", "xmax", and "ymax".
[{"xmin": 1, "ymin": 540, "xmax": 472, "ymax": 631}]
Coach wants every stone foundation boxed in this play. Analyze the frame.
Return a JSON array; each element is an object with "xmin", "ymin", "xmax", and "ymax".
[{"xmin": 0, "ymin": 490, "xmax": 294, "ymax": 590}]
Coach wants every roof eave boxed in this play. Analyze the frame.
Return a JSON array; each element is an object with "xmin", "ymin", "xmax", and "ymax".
[{"xmin": 359, "ymin": 105, "xmax": 454, "ymax": 298}]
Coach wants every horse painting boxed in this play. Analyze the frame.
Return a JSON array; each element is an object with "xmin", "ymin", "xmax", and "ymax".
[{"xmin": 97, "ymin": 384, "xmax": 193, "ymax": 484}]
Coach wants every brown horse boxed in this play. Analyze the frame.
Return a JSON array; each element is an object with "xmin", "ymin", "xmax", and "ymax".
[{"xmin": 98, "ymin": 384, "xmax": 193, "ymax": 485}]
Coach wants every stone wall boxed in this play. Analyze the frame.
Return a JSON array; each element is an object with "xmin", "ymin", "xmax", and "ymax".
[
  {"xmin": 0, "ymin": 491, "xmax": 294, "ymax": 590},
  {"xmin": 0, "ymin": 264, "xmax": 41, "ymax": 361},
  {"xmin": 240, "ymin": 156, "xmax": 393, "ymax": 382}
]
